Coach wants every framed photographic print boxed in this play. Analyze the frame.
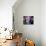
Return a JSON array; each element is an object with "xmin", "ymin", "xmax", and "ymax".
[{"xmin": 23, "ymin": 16, "xmax": 34, "ymax": 25}]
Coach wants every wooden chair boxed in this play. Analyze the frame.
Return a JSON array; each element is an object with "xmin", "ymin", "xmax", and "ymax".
[
  {"xmin": 15, "ymin": 33, "xmax": 23, "ymax": 46},
  {"xmin": 25, "ymin": 40, "xmax": 35, "ymax": 46}
]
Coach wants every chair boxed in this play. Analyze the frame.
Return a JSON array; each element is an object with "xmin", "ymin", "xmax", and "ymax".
[
  {"xmin": 15, "ymin": 33, "xmax": 23, "ymax": 46},
  {"xmin": 25, "ymin": 40, "xmax": 35, "ymax": 46}
]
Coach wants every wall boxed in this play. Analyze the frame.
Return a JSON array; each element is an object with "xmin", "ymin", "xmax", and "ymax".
[
  {"xmin": 0, "ymin": 0, "xmax": 16, "ymax": 30},
  {"xmin": 13, "ymin": 0, "xmax": 41, "ymax": 46},
  {"xmin": 0, "ymin": 0, "xmax": 46, "ymax": 46},
  {"xmin": 41, "ymin": 0, "xmax": 46, "ymax": 46}
]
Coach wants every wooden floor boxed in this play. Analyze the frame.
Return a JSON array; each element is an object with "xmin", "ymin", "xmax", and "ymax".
[
  {"xmin": 0, "ymin": 33, "xmax": 23, "ymax": 46},
  {"xmin": 0, "ymin": 39, "xmax": 16, "ymax": 46}
]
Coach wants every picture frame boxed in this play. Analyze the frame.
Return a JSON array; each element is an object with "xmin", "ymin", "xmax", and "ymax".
[{"xmin": 23, "ymin": 16, "xmax": 34, "ymax": 25}]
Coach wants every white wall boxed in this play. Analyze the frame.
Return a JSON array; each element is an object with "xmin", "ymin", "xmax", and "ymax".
[
  {"xmin": 0, "ymin": 0, "xmax": 46, "ymax": 46},
  {"xmin": 13, "ymin": 0, "xmax": 41, "ymax": 46},
  {"xmin": 0, "ymin": 0, "xmax": 16, "ymax": 30},
  {"xmin": 41, "ymin": 0, "xmax": 46, "ymax": 46}
]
